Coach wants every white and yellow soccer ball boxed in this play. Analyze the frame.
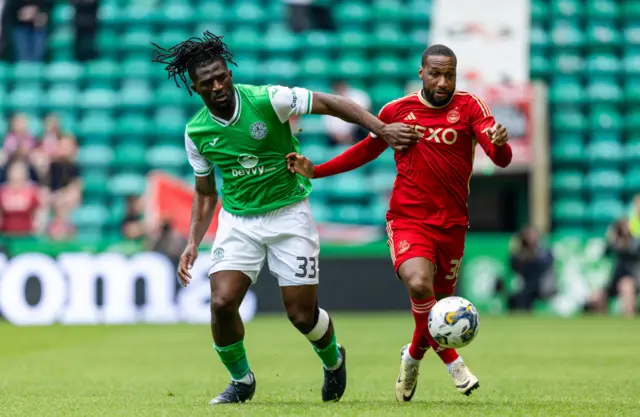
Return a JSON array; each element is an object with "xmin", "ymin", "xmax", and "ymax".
[{"xmin": 428, "ymin": 296, "xmax": 480, "ymax": 349}]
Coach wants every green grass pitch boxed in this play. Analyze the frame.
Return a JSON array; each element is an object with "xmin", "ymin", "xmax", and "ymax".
[{"xmin": 1, "ymin": 314, "xmax": 639, "ymax": 416}]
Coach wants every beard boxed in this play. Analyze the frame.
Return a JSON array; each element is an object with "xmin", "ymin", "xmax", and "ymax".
[{"xmin": 424, "ymin": 88, "xmax": 454, "ymax": 107}]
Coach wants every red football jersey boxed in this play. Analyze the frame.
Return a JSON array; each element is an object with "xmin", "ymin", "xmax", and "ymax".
[
  {"xmin": 314, "ymin": 90, "xmax": 513, "ymax": 228},
  {"xmin": 375, "ymin": 90, "xmax": 512, "ymax": 227}
]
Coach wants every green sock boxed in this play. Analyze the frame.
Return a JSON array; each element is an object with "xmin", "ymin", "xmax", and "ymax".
[
  {"xmin": 313, "ymin": 332, "xmax": 341, "ymax": 370},
  {"xmin": 214, "ymin": 340, "xmax": 250, "ymax": 380}
]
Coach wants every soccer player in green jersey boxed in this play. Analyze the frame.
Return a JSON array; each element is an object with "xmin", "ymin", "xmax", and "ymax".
[{"xmin": 152, "ymin": 32, "xmax": 418, "ymax": 405}]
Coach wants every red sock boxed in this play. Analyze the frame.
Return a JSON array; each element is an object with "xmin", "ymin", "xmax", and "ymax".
[
  {"xmin": 408, "ymin": 296, "xmax": 437, "ymax": 360},
  {"xmin": 408, "ymin": 296, "xmax": 460, "ymax": 365}
]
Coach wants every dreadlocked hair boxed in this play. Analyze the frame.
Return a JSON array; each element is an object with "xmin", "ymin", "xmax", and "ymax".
[{"xmin": 152, "ymin": 31, "xmax": 237, "ymax": 95}]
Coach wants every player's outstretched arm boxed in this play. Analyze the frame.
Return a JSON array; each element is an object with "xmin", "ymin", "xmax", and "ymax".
[
  {"xmin": 286, "ymin": 135, "xmax": 389, "ymax": 179},
  {"xmin": 468, "ymin": 96, "xmax": 513, "ymax": 168},
  {"xmin": 310, "ymin": 92, "xmax": 419, "ymax": 151},
  {"xmin": 178, "ymin": 174, "xmax": 218, "ymax": 287}
]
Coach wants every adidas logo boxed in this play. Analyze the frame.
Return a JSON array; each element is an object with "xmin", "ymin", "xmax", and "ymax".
[{"xmin": 404, "ymin": 112, "xmax": 417, "ymax": 121}]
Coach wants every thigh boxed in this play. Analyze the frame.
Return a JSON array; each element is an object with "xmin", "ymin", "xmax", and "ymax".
[
  {"xmin": 433, "ymin": 227, "xmax": 467, "ymax": 296},
  {"xmin": 209, "ymin": 210, "xmax": 266, "ymax": 284},
  {"xmin": 266, "ymin": 200, "xmax": 320, "ymax": 286},
  {"xmin": 386, "ymin": 220, "xmax": 437, "ymax": 274}
]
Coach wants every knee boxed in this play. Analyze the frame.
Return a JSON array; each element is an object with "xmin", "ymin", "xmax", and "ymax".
[
  {"xmin": 618, "ymin": 277, "xmax": 636, "ymax": 295},
  {"xmin": 210, "ymin": 292, "xmax": 238, "ymax": 319},
  {"xmin": 404, "ymin": 269, "xmax": 435, "ymax": 299},
  {"xmin": 287, "ymin": 306, "xmax": 317, "ymax": 334}
]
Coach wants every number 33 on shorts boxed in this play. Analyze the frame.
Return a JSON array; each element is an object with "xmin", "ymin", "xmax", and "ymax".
[{"xmin": 295, "ymin": 256, "xmax": 317, "ymax": 279}]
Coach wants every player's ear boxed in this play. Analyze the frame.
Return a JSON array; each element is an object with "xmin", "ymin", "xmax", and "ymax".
[
  {"xmin": 228, "ymin": 69, "xmax": 233, "ymax": 79},
  {"xmin": 418, "ymin": 66, "xmax": 424, "ymax": 80}
]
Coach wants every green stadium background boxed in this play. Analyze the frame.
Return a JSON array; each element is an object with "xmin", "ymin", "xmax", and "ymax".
[{"xmin": 0, "ymin": 0, "xmax": 639, "ymax": 323}]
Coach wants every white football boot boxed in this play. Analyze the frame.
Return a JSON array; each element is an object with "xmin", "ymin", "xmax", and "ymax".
[
  {"xmin": 395, "ymin": 344, "xmax": 420, "ymax": 402},
  {"xmin": 449, "ymin": 360, "xmax": 479, "ymax": 396}
]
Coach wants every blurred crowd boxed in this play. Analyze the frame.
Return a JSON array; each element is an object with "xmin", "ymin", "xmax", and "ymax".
[
  {"xmin": 0, "ymin": 0, "xmax": 98, "ymax": 62},
  {"xmin": 0, "ymin": 113, "xmax": 81, "ymax": 240},
  {"xmin": 506, "ymin": 196, "xmax": 640, "ymax": 317}
]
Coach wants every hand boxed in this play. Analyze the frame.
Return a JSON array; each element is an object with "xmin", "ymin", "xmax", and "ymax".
[
  {"xmin": 487, "ymin": 123, "xmax": 509, "ymax": 146},
  {"xmin": 377, "ymin": 123, "xmax": 420, "ymax": 151},
  {"xmin": 286, "ymin": 153, "xmax": 316, "ymax": 178},
  {"xmin": 178, "ymin": 243, "xmax": 198, "ymax": 287}
]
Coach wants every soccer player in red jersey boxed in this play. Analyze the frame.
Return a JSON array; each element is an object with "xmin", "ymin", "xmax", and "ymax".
[{"xmin": 286, "ymin": 45, "xmax": 512, "ymax": 401}]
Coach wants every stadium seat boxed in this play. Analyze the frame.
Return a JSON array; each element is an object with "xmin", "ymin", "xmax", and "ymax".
[
  {"xmin": 114, "ymin": 144, "xmax": 147, "ymax": 170},
  {"xmin": 71, "ymin": 204, "xmax": 110, "ymax": 229},
  {"xmin": 82, "ymin": 171, "xmax": 110, "ymax": 198},
  {"xmin": 373, "ymin": 0, "xmax": 404, "ymax": 22},
  {"xmin": 369, "ymin": 169, "xmax": 396, "ymax": 193},
  {"xmin": 337, "ymin": 30, "xmax": 372, "ymax": 50},
  {"xmin": 8, "ymin": 86, "xmax": 42, "ymax": 111},
  {"xmin": 122, "ymin": 29, "xmax": 153, "ymax": 53},
  {"xmin": 334, "ymin": 2, "xmax": 372, "ymax": 26},
  {"xmin": 552, "ymin": 53, "xmax": 585, "ymax": 75},
  {"xmin": 553, "ymin": 199, "xmax": 586, "ymax": 223},
  {"xmin": 83, "ymin": 60, "xmax": 119, "ymax": 86},
  {"xmin": 114, "ymin": 113, "xmax": 153, "ymax": 137},
  {"xmin": 80, "ymin": 88, "xmax": 119, "ymax": 110},
  {"xmin": 530, "ymin": 53, "xmax": 550, "ymax": 79},
  {"xmin": 586, "ymin": 0, "xmax": 620, "ymax": 19},
  {"xmin": 119, "ymin": 82, "xmax": 153, "ymax": 109},
  {"xmin": 586, "ymin": 22, "xmax": 622, "ymax": 49},
  {"xmin": 625, "ymin": 107, "xmax": 640, "ymax": 131},
  {"xmin": 552, "ymin": 170, "xmax": 584, "ymax": 194},
  {"xmin": 551, "ymin": 0, "xmax": 584, "ymax": 18},
  {"xmin": 621, "ymin": 1, "xmax": 640, "ymax": 19},
  {"xmin": 48, "ymin": 28, "xmax": 73, "ymax": 53},
  {"xmin": 586, "ymin": 54, "xmax": 621, "ymax": 76},
  {"xmin": 623, "ymin": 23, "xmax": 640, "ymax": 46},
  {"xmin": 120, "ymin": 59, "xmax": 154, "ymax": 79},
  {"xmin": 227, "ymin": 28, "xmax": 262, "ymax": 52},
  {"xmin": 96, "ymin": 30, "xmax": 119, "ymax": 57},
  {"xmin": 76, "ymin": 112, "xmax": 115, "ymax": 144},
  {"xmin": 264, "ymin": 27, "xmax": 299, "ymax": 53},
  {"xmin": 551, "ymin": 108, "xmax": 587, "ymax": 131},
  {"xmin": 586, "ymin": 136, "xmax": 624, "ymax": 166},
  {"xmin": 331, "ymin": 203, "xmax": 368, "ymax": 224},
  {"xmin": 46, "ymin": 85, "xmax": 80, "ymax": 110},
  {"xmin": 373, "ymin": 25, "xmax": 407, "ymax": 50},
  {"xmin": 530, "ymin": 24, "xmax": 549, "ymax": 52},
  {"xmin": 625, "ymin": 139, "xmax": 640, "ymax": 166},
  {"xmin": 590, "ymin": 106, "xmax": 623, "ymax": 131},
  {"xmin": 587, "ymin": 78, "xmax": 623, "ymax": 104},
  {"xmin": 624, "ymin": 168, "xmax": 640, "ymax": 191},
  {"xmin": 46, "ymin": 62, "xmax": 83, "ymax": 82},
  {"xmin": 232, "ymin": 2, "xmax": 266, "ymax": 25},
  {"xmin": 550, "ymin": 21, "xmax": 585, "ymax": 49},
  {"xmin": 300, "ymin": 144, "xmax": 328, "ymax": 163},
  {"xmin": 12, "ymin": 62, "xmax": 44, "ymax": 83},
  {"xmin": 370, "ymin": 82, "xmax": 406, "ymax": 109},
  {"xmin": 531, "ymin": 0, "xmax": 549, "ymax": 22},
  {"xmin": 108, "ymin": 173, "xmax": 147, "ymax": 196},
  {"xmin": 551, "ymin": 134, "xmax": 586, "ymax": 164},
  {"xmin": 159, "ymin": 2, "xmax": 196, "ymax": 24},
  {"xmin": 153, "ymin": 107, "xmax": 187, "ymax": 137},
  {"xmin": 587, "ymin": 198, "xmax": 625, "ymax": 224},
  {"xmin": 77, "ymin": 145, "xmax": 115, "ymax": 169},
  {"xmin": 327, "ymin": 172, "xmax": 370, "ymax": 199},
  {"xmin": 374, "ymin": 55, "xmax": 403, "ymax": 78},
  {"xmin": 625, "ymin": 80, "xmax": 640, "ymax": 104},
  {"xmin": 146, "ymin": 145, "xmax": 186, "ymax": 170},
  {"xmin": 584, "ymin": 169, "xmax": 624, "ymax": 194},
  {"xmin": 549, "ymin": 77, "xmax": 585, "ymax": 104}
]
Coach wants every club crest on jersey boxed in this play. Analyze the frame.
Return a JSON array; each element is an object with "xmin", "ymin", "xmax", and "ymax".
[
  {"xmin": 447, "ymin": 109, "xmax": 460, "ymax": 124},
  {"xmin": 397, "ymin": 240, "xmax": 411, "ymax": 255},
  {"xmin": 250, "ymin": 121, "xmax": 268, "ymax": 140},
  {"xmin": 213, "ymin": 247, "xmax": 225, "ymax": 261}
]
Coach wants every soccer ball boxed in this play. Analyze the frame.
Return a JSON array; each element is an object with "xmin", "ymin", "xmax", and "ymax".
[{"xmin": 428, "ymin": 296, "xmax": 480, "ymax": 349}]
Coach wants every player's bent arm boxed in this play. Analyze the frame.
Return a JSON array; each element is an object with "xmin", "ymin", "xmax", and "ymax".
[
  {"xmin": 314, "ymin": 135, "xmax": 389, "ymax": 178},
  {"xmin": 477, "ymin": 133, "xmax": 513, "ymax": 168},
  {"xmin": 188, "ymin": 174, "xmax": 218, "ymax": 247},
  {"xmin": 467, "ymin": 96, "xmax": 513, "ymax": 168},
  {"xmin": 309, "ymin": 92, "xmax": 386, "ymax": 137}
]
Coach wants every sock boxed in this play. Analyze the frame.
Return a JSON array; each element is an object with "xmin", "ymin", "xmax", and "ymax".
[
  {"xmin": 410, "ymin": 296, "xmax": 460, "ymax": 365},
  {"xmin": 214, "ymin": 340, "xmax": 251, "ymax": 383},
  {"xmin": 408, "ymin": 296, "xmax": 437, "ymax": 360},
  {"xmin": 313, "ymin": 332, "xmax": 343, "ymax": 371},
  {"xmin": 446, "ymin": 356, "xmax": 464, "ymax": 374}
]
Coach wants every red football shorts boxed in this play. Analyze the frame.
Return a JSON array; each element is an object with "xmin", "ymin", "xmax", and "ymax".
[{"xmin": 386, "ymin": 219, "xmax": 467, "ymax": 295}]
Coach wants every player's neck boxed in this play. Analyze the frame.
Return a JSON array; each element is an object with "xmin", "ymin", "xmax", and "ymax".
[{"xmin": 208, "ymin": 94, "xmax": 237, "ymax": 122}]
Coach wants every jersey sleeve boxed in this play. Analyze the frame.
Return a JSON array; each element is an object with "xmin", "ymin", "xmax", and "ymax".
[
  {"xmin": 468, "ymin": 94, "xmax": 512, "ymax": 168},
  {"xmin": 267, "ymin": 85, "xmax": 313, "ymax": 123},
  {"xmin": 369, "ymin": 101, "xmax": 396, "ymax": 139},
  {"xmin": 184, "ymin": 131, "xmax": 213, "ymax": 176}
]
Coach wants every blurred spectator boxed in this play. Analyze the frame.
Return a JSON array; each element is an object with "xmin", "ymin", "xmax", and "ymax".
[
  {"xmin": 589, "ymin": 219, "xmax": 639, "ymax": 317},
  {"xmin": 7, "ymin": 0, "xmax": 51, "ymax": 61},
  {"xmin": 150, "ymin": 220, "xmax": 187, "ymax": 266},
  {"xmin": 0, "ymin": 160, "xmax": 42, "ymax": 235},
  {"xmin": 47, "ymin": 203, "xmax": 76, "ymax": 241},
  {"xmin": 72, "ymin": 0, "xmax": 98, "ymax": 61},
  {"xmin": 283, "ymin": 0, "xmax": 335, "ymax": 33},
  {"xmin": 122, "ymin": 195, "xmax": 146, "ymax": 241},
  {"xmin": 40, "ymin": 114, "xmax": 62, "ymax": 157},
  {"xmin": 508, "ymin": 226, "xmax": 555, "ymax": 311},
  {"xmin": 323, "ymin": 80, "xmax": 371, "ymax": 146},
  {"xmin": 49, "ymin": 135, "xmax": 82, "ymax": 215},
  {"xmin": 2, "ymin": 113, "xmax": 35, "ymax": 163}
]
